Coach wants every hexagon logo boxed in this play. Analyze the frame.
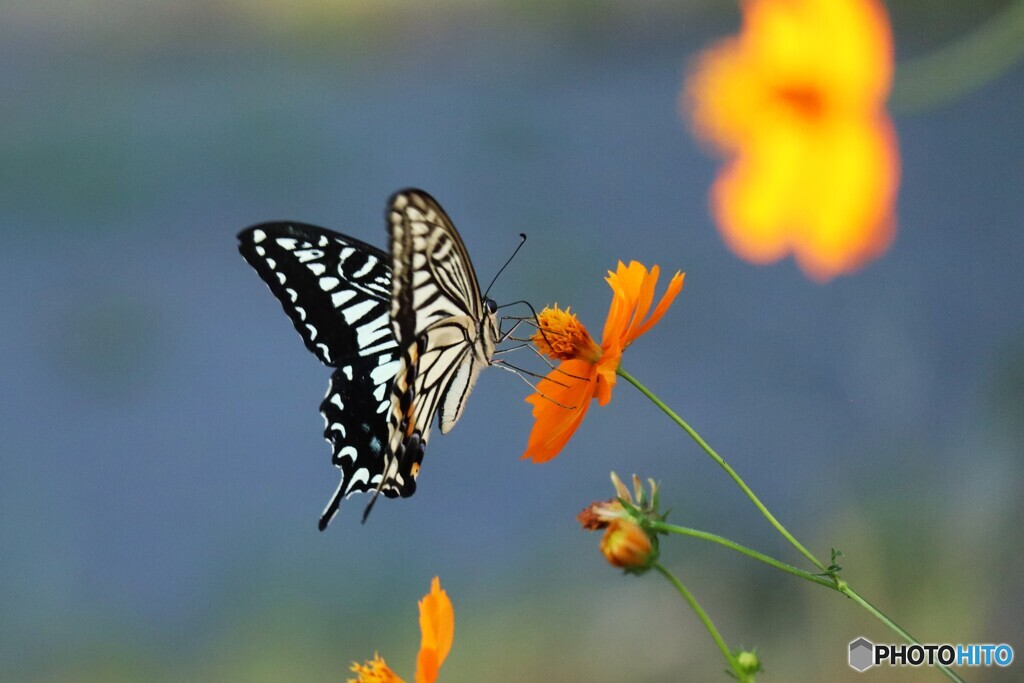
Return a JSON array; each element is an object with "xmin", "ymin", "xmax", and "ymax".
[{"xmin": 849, "ymin": 637, "xmax": 875, "ymax": 672}]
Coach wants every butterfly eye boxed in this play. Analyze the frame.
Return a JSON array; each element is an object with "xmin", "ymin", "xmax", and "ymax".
[{"xmin": 485, "ymin": 299, "xmax": 498, "ymax": 315}]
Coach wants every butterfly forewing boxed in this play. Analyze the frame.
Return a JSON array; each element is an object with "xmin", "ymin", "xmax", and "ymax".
[
  {"xmin": 382, "ymin": 191, "xmax": 497, "ymax": 491},
  {"xmin": 388, "ymin": 191, "xmax": 485, "ymax": 338},
  {"xmin": 237, "ymin": 223, "xmax": 396, "ymax": 367}
]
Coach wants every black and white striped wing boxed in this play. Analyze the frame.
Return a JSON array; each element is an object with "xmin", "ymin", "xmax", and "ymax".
[
  {"xmin": 237, "ymin": 222, "xmax": 402, "ymax": 529},
  {"xmin": 388, "ymin": 190, "xmax": 486, "ymax": 338},
  {"xmin": 381, "ymin": 191, "xmax": 494, "ymax": 494},
  {"xmin": 317, "ymin": 359, "xmax": 403, "ymax": 529},
  {"xmin": 237, "ymin": 222, "xmax": 394, "ymax": 366}
]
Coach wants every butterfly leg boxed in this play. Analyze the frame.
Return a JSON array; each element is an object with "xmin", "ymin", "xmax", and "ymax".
[{"xmin": 490, "ymin": 360, "xmax": 576, "ymax": 409}]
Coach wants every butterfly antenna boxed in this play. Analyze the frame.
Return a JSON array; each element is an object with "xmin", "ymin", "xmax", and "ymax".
[{"xmin": 483, "ymin": 233, "xmax": 527, "ymax": 300}]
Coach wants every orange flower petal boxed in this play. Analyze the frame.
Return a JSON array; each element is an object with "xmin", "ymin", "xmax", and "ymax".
[
  {"xmin": 593, "ymin": 363, "xmax": 616, "ymax": 406},
  {"xmin": 415, "ymin": 577, "xmax": 453, "ymax": 683},
  {"xmin": 522, "ymin": 360, "xmax": 596, "ymax": 463},
  {"xmin": 600, "ymin": 264, "xmax": 633, "ymax": 348},
  {"xmin": 686, "ymin": 0, "xmax": 898, "ymax": 281},
  {"xmin": 791, "ymin": 116, "xmax": 898, "ymax": 280},
  {"xmin": 710, "ymin": 108, "xmax": 811, "ymax": 264},
  {"xmin": 624, "ymin": 264, "xmax": 659, "ymax": 342},
  {"xmin": 632, "ymin": 271, "xmax": 684, "ymax": 342}
]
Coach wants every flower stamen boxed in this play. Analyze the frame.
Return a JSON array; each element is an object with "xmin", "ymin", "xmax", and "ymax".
[{"xmin": 532, "ymin": 306, "xmax": 602, "ymax": 363}]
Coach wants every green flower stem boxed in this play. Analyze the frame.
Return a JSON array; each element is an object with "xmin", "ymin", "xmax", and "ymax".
[
  {"xmin": 651, "ymin": 521, "xmax": 834, "ymax": 589},
  {"xmin": 624, "ymin": 371, "xmax": 966, "ymax": 683},
  {"xmin": 617, "ymin": 366, "xmax": 826, "ymax": 572},
  {"xmin": 652, "ymin": 562, "xmax": 754, "ymax": 683},
  {"xmin": 840, "ymin": 585, "xmax": 965, "ymax": 683},
  {"xmin": 891, "ymin": 0, "xmax": 1024, "ymax": 113},
  {"xmin": 653, "ymin": 522, "xmax": 965, "ymax": 682}
]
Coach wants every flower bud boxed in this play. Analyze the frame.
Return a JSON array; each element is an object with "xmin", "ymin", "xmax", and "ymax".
[
  {"xmin": 600, "ymin": 519, "xmax": 655, "ymax": 571},
  {"xmin": 736, "ymin": 650, "xmax": 761, "ymax": 675}
]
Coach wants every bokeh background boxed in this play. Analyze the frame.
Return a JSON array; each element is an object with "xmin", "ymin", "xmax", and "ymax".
[{"xmin": 3, "ymin": 1, "xmax": 1022, "ymax": 681}]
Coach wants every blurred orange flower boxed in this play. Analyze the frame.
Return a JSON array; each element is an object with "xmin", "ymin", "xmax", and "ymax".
[
  {"xmin": 349, "ymin": 577, "xmax": 454, "ymax": 683},
  {"xmin": 685, "ymin": 0, "xmax": 899, "ymax": 281},
  {"xmin": 523, "ymin": 262, "xmax": 684, "ymax": 463}
]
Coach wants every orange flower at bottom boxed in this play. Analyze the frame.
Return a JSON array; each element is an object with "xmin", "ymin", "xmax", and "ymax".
[
  {"xmin": 415, "ymin": 577, "xmax": 454, "ymax": 683},
  {"xmin": 685, "ymin": 0, "xmax": 899, "ymax": 281},
  {"xmin": 349, "ymin": 653, "xmax": 403, "ymax": 683},
  {"xmin": 348, "ymin": 577, "xmax": 454, "ymax": 683},
  {"xmin": 523, "ymin": 261, "xmax": 684, "ymax": 463}
]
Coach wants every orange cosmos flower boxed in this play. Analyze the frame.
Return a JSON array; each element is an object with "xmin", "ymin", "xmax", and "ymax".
[
  {"xmin": 685, "ymin": 0, "xmax": 899, "ymax": 281},
  {"xmin": 523, "ymin": 261, "xmax": 684, "ymax": 463},
  {"xmin": 348, "ymin": 577, "xmax": 454, "ymax": 683}
]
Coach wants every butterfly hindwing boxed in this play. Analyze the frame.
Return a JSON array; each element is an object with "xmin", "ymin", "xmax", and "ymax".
[{"xmin": 318, "ymin": 358, "xmax": 401, "ymax": 530}]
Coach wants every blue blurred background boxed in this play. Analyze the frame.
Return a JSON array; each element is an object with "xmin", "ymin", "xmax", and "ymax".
[{"xmin": 2, "ymin": 1, "xmax": 1022, "ymax": 681}]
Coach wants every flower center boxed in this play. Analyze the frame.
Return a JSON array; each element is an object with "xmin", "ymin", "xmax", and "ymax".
[
  {"xmin": 533, "ymin": 306, "xmax": 602, "ymax": 362},
  {"xmin": 774, "ymin": 83, "xmax": 827, "ymax": 120}
]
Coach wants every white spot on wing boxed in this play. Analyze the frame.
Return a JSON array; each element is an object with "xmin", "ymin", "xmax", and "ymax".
[
  {"xmin": 356, "ymin": 312, "xmax": 391, "ymax": 348},
  {"xmin": 342, "ymin": 299, "xmax": 376, "ymax": 324},
  {"xmin": 253, "ymin": 229, "xmax": 266, "ymax": 243},
  {"xmin": 352, "ymin": 257, "xmax": 377, "ymax": 278},
  {"xmin": 295, "ymin": 248, "xmax": 323, "ymax": 263},
  {"xmin": 319, "ymin": 276, "xmax": 340, "ymax": 291},
  {"xmin": 370, "ymin": 359, "xmax": 400, "ymax": 387},
  {"xmin": 345, "ymin": 466, "xmax": 369, "ymax": 493},
  {"xmin": 332, "ymin": 290, "xmax": 356, "ymax": 308}
]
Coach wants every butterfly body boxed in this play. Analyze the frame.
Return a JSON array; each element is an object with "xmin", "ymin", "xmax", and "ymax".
[{"xmin": 238, "ymin": 190, "xmax": 496, "ymax": 528}]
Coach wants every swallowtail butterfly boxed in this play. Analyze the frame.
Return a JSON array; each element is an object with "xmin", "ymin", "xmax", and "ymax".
[{"xmin": 238, "ymin": 190, "xmax": 499, "ymax": 528}]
